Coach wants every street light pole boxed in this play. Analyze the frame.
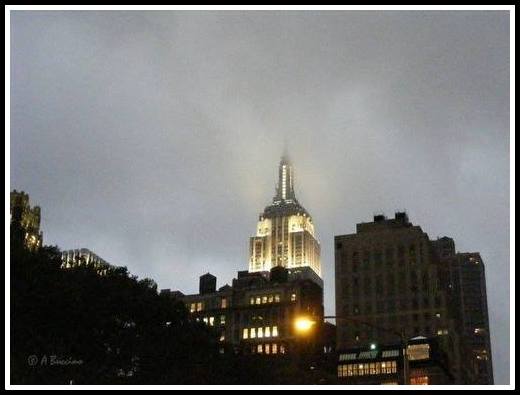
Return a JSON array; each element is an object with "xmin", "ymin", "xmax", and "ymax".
[
  {"xmin": 323, "ymin": 315, "xmax": 409, "ymax": 385},
  {"xmin": 401, "ymin": 328, "xmax": 409, "ymax": 385}
]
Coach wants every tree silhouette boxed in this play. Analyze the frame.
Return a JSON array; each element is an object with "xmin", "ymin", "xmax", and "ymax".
[
  {"xmin": 10, "ymin": 223, "xmax": 222, "ymax": 384},
  {"xmin": 10, "ymin": 221, "xmax": 332, "ymax": 384}
]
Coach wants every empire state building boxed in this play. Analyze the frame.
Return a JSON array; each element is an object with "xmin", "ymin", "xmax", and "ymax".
[{"xmin": 248, "ymin": 152, "xmax": 321, "ymax": 280}]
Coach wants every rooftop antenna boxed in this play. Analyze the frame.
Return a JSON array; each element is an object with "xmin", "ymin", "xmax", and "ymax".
[{"xmin": 282, "ymin": 137, "xmax": 289, "ymax": 162}]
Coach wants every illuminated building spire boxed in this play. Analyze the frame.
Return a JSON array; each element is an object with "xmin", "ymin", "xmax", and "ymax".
[
  {"xmin": 274, "ymin": 148, "xmax": 296, "ymax": 203},
  {"xmin": 249, "ymin": 149, "xmax": 322, "ymax": 280}
]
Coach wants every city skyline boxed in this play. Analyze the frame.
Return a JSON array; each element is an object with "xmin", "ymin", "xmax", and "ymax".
[{"xmin": 10, "ymin": 10, "xmax": 510, "ymax": 384}]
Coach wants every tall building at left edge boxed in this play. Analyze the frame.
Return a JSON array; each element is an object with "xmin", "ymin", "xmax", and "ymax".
[
  {"xmin": 10, "ymin": 190, "xmax": 43, "ymax": 251},
  {"xmin": 163, "ymin": 152, "xmax": 329, "ymax": 356}
]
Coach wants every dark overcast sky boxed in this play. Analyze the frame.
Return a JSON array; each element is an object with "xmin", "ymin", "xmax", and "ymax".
[{"xmin": 10, "ymin": 11, "xmax": 510, "ymax": 384}]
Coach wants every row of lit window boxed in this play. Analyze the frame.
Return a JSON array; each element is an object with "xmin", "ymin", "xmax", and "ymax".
[
  {"xmin": 337, "ymin": 361, "xmax": 397, "ymax": 377},
  {"xmin": 189, "ymin": 298, "xmax": 228, "ymax": 313},
  {"xmin": 249, "ymin": 293, "xmax": 297, "ymax": 306},
  {"xmin": 252, "ymin": 343, "xmax": 285, "ymax": 355},
  {"xmin": 197, "ymin": 315, "xmax": 226, "ymax": 326},
  {"xmin": 243, "ymin": 326, "xmax": 279, "ymax": 339},
  {"xmin": 410, "ymin": 376, "xmax": 429, "ymax": 385},
  {"xmin": 190, "ymin": 302, "xmax": 204, "ymax": 313},
  {"xmin": 250, "ymin": 294, "xmax": 280, "ymax": 305}
]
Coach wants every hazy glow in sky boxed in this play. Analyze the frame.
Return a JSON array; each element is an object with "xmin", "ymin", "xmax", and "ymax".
[{"xmin": 10, "ymin": 11, "xmax": 510, "ymax": 383}]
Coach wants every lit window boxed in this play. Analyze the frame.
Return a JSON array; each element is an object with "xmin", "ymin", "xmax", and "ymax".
[
  {"xmin": 243, "ymin": 328, "xmax": 249, "ymax": 339},
  {"xmin": 220, "ymin": 332, "xmax": 225, "ymax": 342},
  {"xmin": 258, "ymin": 327, "xmax": 264, "ymax": 338},
  {"xmin": 407, "ymin": 344, "xmax": 430, "ymax": 361},
  {"xmin": 272, "ymin": 326, "xmax": 278, "ymax": 337},
  {"xmin": 257, "ymin": 344, "xmax": 263, "ymax": 354},
  {"xmin": 265, "ymin": 327, "xmax": 271, "ymax": 338},
  {"xmin": 203, "ymin": 317, "xmax": 208, "ymax": 324},
  {"xmin": 380, "ymin": 362, "xmax": 394, "ymax": 374},
  {"xmin": 274, "ymin": 294, "xmax": 280, "ymax": 303},
  {"xmin": 280, "ymin": 344, "xmax": 285, "ymax": 354},
  {"xmin": 265, "ymin": 344, "xmax": 270, "ymax": 354},
  {"xmin": 340, "ymin": 353, "xmax": 358, "ymax": 361},
  {"xmin": 435, "ymin": 313, "xmax": 441, "ymax": 318},
  {"xmin": 251, "ymin": 328, "xmax": 256, "ymax": 338},
  {"xmin": 476, "ymin": 350, "xmax": 488, "ymax": 360},
  {"xmin": 250, "ymin": 297, "xmax": 255, "ymax": 305},
  {"xmin": 190, "ymin": 303, "xmax": 196, "ymax": 313},
  {"xmin": 410, "ymin": 376, "xmax": 429, "ymax": 385},
  {"xmin": 381, "ymin": 350, "xmax": 399, "ymax": 358},
  {"xmin": 209, "ymin": 317, "xmax": 214, "ymax": 326},
  {"xmin": 262, "ymin": 296, "xmax": 268, "ymax": 304},
  {"xmin": 197, "ymin": 302, "xmax": 203, "ymax": 312},
  {"xmin": 272, "ymin": 343, "xmax": 278, "ymax": 354},
  {"xmin": 221, "ymin": 298, "xmax": 228, "ymax": 309},
  {"xmin": 220, "ymin": 315, "xmax": 226, "ymax": 325},
  {"xmin": 291, "ymin": 293, "xmax": 297, "ymax": 302},
  {"xmin": 256, "ymin": 297, "xmax": 261, "ymax": 305},
  {"xmin": 268, "ymin": 295, "xmax": 274, "ymax": 303},
  {"xmin": 437, "ymin": 329, "xmax": 449, "ymax": 335}
]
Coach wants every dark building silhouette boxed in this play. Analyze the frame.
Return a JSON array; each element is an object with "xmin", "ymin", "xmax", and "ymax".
[
  {"xmin": 334, "ymin": 213, "xmax": 458, "ymax": 369},
  {"xmin": 199, "ymin": 272, "xmax": 217, "ymax": 295},
  {"xmin": 432, "ymin": 237, "xmax": 494, "ymax": 384},
  {"xmin": 335, "ymin": 213, "xmax": 494, "ymax": 384}
]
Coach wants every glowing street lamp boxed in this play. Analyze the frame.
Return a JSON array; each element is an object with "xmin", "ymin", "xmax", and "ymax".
[{"xmin": 294, "ymin": 316, "xmax": 316, "ymax": 334}]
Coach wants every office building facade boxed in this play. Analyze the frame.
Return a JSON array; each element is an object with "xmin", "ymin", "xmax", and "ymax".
[
  {"xmin": 334, "ymin": 213, "xmax": 462, "ymax": 381},
  {"xmin": 168, "ymin": 266, "xmax": 324, "ymax": 356},
  {"xmin": 335, "ymin": 213, "xmax": 494, "ymax": 384},
  {"xmin": 432, "ymin": 237, "xmax": 494, "ymax": 384},
  {"xmin": 61, "ymin": 248, "xmax": 113, "ymax": 276}
]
